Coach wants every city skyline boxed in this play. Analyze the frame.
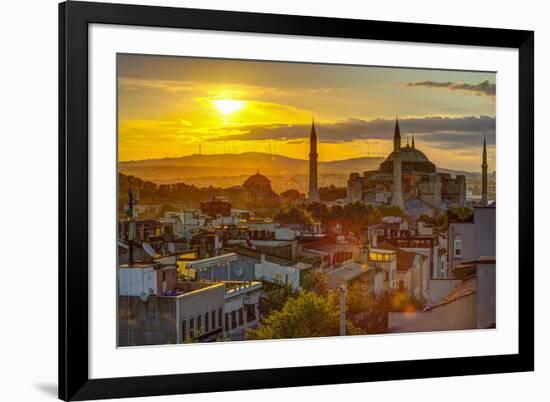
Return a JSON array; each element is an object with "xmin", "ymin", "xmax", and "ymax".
[{"xmin": 118, "ymin": 54, "xmax": 496, "ymax": 172}]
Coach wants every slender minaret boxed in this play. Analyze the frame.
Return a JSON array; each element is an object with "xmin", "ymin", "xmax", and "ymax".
[
  {"xmin": 481, "ymin": 135, "xmax": 488, "ymax": 206},
  {"xmin": 308, "ymin": 119, "xmax": 320, "ymax": 202},
  {"xmin": 391, "ymin": 117, "xmax": 405, "ymax": 209},
  {"xmin": 412, "ymin": 134, "xmax": 415, "ymax": 149}
]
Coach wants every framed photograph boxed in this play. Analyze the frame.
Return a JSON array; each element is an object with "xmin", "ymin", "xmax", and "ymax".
[{"xmin": 59, "ymin": 1, "xmax": 534, "ymax": 400}]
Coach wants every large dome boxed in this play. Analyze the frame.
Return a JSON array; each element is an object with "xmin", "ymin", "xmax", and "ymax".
[
  {"xmin": 243, "ymin": 171, "xmax": 272, "ymax": 189},
  {"xmin": 386, "ymin": 146, "xmax": 430, "ymax": 162},
  {"xmin": 379, "ymin": 145, "xmax": 436, "ymax": 173}
]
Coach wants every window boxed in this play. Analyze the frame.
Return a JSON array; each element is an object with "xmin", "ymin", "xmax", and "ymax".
[
  {"xmin": 197, "ymin": 314, "xmax": 202, "ymax": 335},
  {"xmin": 231, "ymin": 310, "xmax": 237, "ymax": 328},
  {"xmin": 212, "ymin": 310, "xmax": 216, "ymax": 329},
  {"xmin": 181, "ymin": 320, "xmax": 186, "ymax": 343},
  {"xmin": 225, "ymin": 313, "xmax": 230, "ymax": 331},
  {"xmin": 238, "ymin": 308, "xmax": 244, "ymax": 326},
  {"xmin": 205, "ymin": 312, "xmax": 209, "ymax": 332},
  {"xmin": 454, "ymin": 239, "xmax": 462, "ymax": 257},
  {"xmin": 246, "ymin": 304, "xmax": 256, "ymax": 322},
  {"xmin": 189, "ymin": 317, "xmax": 195, "ymax": 339},
  {"xmin": 219, "ymin": 308, "xmax": 223, "ymax": 329}
]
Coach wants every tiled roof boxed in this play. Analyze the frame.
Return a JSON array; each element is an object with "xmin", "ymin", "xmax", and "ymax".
[
  {"xmin": 377, "ymin": 242, "xmax": 422, "ymax": 272},
  {"xmin": 429, "ymin": 275, "xmax": 476, "ymax": 309}
]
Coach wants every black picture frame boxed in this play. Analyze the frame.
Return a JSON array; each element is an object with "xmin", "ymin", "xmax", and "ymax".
[{"xmin": 59, "ymin": 1, "xmax": 534, "ymax": 400}]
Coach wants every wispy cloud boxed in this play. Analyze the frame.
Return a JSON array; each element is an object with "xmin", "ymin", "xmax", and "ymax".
[
  {"xmin": 405, "ymin": 80, "xmax": 496, "ymax": 98},
  {"xmin": 119, "ymin": 77, "xmax": 293, "ymax": 98}
]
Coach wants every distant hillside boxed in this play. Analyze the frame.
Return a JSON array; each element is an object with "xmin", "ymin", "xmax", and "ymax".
[
  {"xmin": 119, "ymin": 152, "xmax": 385, "ymax": 182},
  {"xmin": 118, "ymin": 152, "xmax": 483, "ymax": 194}
]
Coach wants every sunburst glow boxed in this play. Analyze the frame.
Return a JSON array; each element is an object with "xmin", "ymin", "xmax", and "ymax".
[{"xmin": 212, "ymin": 99, "xmax": 245, "ymax": 115}]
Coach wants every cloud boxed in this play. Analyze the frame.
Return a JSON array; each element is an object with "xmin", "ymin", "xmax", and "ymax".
[
  {"xmin": 119, "ymin": 78, "xmax": 199, "ymax": 94},
  {"xmin": 405, "ymin": 80, "xmax": 496, "ymax": 97},
  {"xmin": 206, "ymin": 115, "xmax": 495, "ymax": 150},
  {"xmin": 118, "ymin": 77, "xmax": 292, "ymax": 98}
]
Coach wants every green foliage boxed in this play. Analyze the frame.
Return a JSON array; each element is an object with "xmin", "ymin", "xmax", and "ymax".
[
  {"xmin": 157, "ymin": 203, "xmax": 176, "ymax": 217},
  {"xmin": 417, "ymin": 211, "xmax": 447, "ymax": 228},
  {"xmin": 301, "ymin": 271, "xmax": 329, "ymax": 296},
  {"xmin": 118, "ymin": 173, "xmax": 244, "ymax": 209},
  {"xmin": 291, "ymin": 201, "xmax": 383, "ymax": 235},
  {"xmin": 261, "ymin": 283, "xmax": 298, "ymax": 314},
  {"xmin": 274, "ymin": 207, "xmax": 314, "ymax": 225},
  {"xmin": 247, "ymin": 291, "xmax": 361, "ymax": 340},
  {"xmin": 319, "ymin": 185, "xmax": 347, "ymax": 202},
  {"xmin": 390, "ymin": 292, "xmax": 425, "ymax": 312},
  {"xmin": 377, "ymin": 204, "xmax": 405, "ymax": 218},
  {"xmin": 344, "ymin": 281, "xmax": 391, "ymax": 334},
  {"xmin": 280, "ymin": 189, "xmax": 302, "ymax": 203},
  {"xmin": 448, "ymin": 205, "xmax": 474, "ymax": 220}
]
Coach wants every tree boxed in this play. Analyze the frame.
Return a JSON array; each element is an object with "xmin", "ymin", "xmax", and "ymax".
[
  {"xmin": 280, "ymin": 189, "xmax": 301, "ymax": 203},
  {"xmin": 448, "ymin": 205, "xmax": 473, "ymax": 221},
  {"xmin": 261, "ymin": 283, "xmax": 298, "ymax": 315},
  {"xmin": 274, "ymin": 207, "xmax": 314, "ymax": 225},
  {"xmin": 417, "ymin": 212, "xmax": 447, "ymax": 228},
  {"xmin": 344, "ymin": 281, "xmax": 393, "ymax": 334},
  {"xmin": 376, "ymin": 204, "xmax": 405, "ymax": 218},
  {"xmin": 301, "ymin": 271, "xmax": 329, "ymax": 296},
  {"xmin": 319, "ymin": 185, "xmax": 347, "ymax": 202},
  {"xmin": 157, "ymin": 203, "xmax": 176, "ymax": 217},
  {"xmin": 303, "ymin": 202, "xmax": 329, "ymax": 222},
  {"xmin": 247, "ymin": 291, "xmax": 361, "ymax": 340}
]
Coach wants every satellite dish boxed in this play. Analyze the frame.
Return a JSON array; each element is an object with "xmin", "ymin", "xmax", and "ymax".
[
  {"xmin": 182, "ymin": 230, "xmax": 192, "ymax": 240},
  {"xmin": 139, "ymin": 292, "xmax": 149, "ymax": 303},
  {"xmin": 142, "ymin": 242, "xmax": 158, "ymax": 258},
  {"xmin": 232, "ymin": 265, "xmax": 244, "ymax": 278},
  {"xmin": 167, "ymin": 242, "xmax": 176, "ymax": 253}
]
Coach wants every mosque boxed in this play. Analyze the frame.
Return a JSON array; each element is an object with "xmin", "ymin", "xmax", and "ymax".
[{"xmin": 346, "ymin": 117, "xmax": 470, "ymax": 210}]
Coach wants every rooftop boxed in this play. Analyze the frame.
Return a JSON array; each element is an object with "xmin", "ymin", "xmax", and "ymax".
[
  {"xmin": 325, "ymin": 262, "xmax": 368, "ymax": 287},
  {"xmin": 157, "ymin": 281, "xmax": 224, "ymax": 298},
  {"xmin": 224, "ymin": 281, "xmax": 262, "ymax": 300},
  {"xmin": 377, "ymin": 242, "xmax": 424, "ymax": 272},
  {"xmin": 428, "ymin": 275, "xmax": 476, "ymax": 310},
  {"xmin": 231, "ymin": 245, "xmax": 295, "ymax": 266}
]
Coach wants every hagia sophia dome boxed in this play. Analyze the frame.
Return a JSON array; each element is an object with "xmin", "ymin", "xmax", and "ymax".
[
  {"xmin": 243, "ymin": 171, "xmax": 272, "ymax": 190},
  {"xmin": 379, "ymin": 143, "xmax": 436, "ymax": 174}
]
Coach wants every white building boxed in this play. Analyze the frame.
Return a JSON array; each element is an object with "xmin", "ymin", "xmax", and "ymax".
[{"xmin": 254, "ymin": 254, "xmax": 312, "ymax": 290}]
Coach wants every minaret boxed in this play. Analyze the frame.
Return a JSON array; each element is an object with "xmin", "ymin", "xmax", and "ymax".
[
  {"xmin": 412, "ymin": 134, "xmax": 415, "ymax": 149},
  {"xmin": 391, "ymin": 117, "xmax": 405, "ymax": 209},
  {"xmin": 481, "ymin": 135, "xmax": 488, "ymax": 206},
  {"xmin": 308, "ymin": 119, "xmax": 320, "ymax": 203}
]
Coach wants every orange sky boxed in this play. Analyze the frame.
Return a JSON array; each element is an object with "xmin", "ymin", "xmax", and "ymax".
[{"xmin": 118, "ymin": 54, "xmax": 496, "ymax": 172}]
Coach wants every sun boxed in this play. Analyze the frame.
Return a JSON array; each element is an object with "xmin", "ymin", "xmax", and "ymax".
[{"xmin": 212, "ymin": 99, "xmax": 245, "ymax": 115}]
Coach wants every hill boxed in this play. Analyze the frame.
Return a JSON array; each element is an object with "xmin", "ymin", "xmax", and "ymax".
[{"xmin": 119, "ymin": 152, "xmax": 385, "ymax": 181}]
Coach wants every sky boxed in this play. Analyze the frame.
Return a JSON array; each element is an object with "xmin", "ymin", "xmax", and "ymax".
[{"xmin": 118, "ymin": 54, "xmax": 496, "ymax": 172}]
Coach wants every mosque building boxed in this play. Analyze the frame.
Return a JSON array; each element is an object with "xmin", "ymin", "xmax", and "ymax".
[
  {"xmin": 241, "ymin": 170, "xmax": 279, "ymax": 207},
  {"xmin": 346, "ymin": 117, "xmax": 467, "ymax": 210}
]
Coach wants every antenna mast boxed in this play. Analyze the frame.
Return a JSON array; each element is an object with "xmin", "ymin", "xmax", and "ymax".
[{"xmin": 127, "ymin": 188, "xmax": 137, "ymax": 265}]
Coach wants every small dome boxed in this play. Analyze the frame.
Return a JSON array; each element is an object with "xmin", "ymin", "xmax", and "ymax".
[{"xmin": 243, "ymin": 171, "xmax": 271, "ymax": 189}]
